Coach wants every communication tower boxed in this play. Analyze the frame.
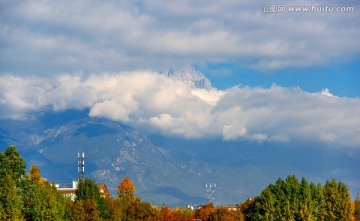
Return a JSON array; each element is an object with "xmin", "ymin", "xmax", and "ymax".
[
  {"xmin": 206, "ymin": 183, "xmax": 216, "ymax": 203},
  {"xmin": 78, "ymin": 152, "xmax": 85, "ymax": 180}
]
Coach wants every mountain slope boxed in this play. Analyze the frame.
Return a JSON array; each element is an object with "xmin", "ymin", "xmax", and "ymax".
[{"xmin": 1, "ymin": 110, "xmax": 359, "ymax": 207}]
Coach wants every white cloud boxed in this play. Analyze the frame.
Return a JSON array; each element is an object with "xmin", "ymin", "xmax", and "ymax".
[
  {"xmin": 0, "ymin": 0, "xmax": 359, "ymax": 74},
  {"xmin": 1, "ymin": 72, "xmax": 359, "ymax": 148}
]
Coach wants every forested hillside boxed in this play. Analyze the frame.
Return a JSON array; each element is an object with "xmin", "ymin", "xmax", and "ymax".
[{"xmin": 1, "ymin": 145, "xmax": 359, "ymax": 220}]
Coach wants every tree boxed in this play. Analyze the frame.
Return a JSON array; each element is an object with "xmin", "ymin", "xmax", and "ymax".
[
  {"xmin": 27, "ymin": 164, "xmax": 44, "ymax": 183},
  {"xmin": 0, "ymin": 145, "xmax": 26, "ymax": 220},
  {"xmin": 159, "ymin": 204, "xmax": 172, "ymax": 221},
  {"xmin": 169, "ymin": 207, "xmax": 190, "ymax": 221},
  {"xmin": 323, "ymin": 179, "xmax": 354, "ymax": 220},
  {"xmin": 248, "ymin": 176, "xmax": 355, "ymax": 221},
  {"xmin": 74, "ymin": 178, "xmax": 103, "ymax": 221},
  {"xmin": 21, "ymin": 165, "xmax": 66, "ymax": 220},
  {"xmin": 97, "ymin": 196, "xmax": 111, "ymax": 219},
  {"xmin": 106, "ymin": 197, "xmax": 122, "ymax": 221},
  {"xmin": 355, "ymin": 193, "xmax": 360, "ymax": 221},
  {"xmin": 117, "ymin": 176, "xmax": 135, "ymax": 203},
  {"xmin": 249, "ymin": 185, "xmax": 276, "ymax": 221},
  {"xmin": 0, "ymin": 151, "xmax": 9, "ymax": 182},
  {"xmin": 299, "ymin": 177, "xmax": 312, "ymax": 220},
  {"xmin": 0, "ymin": 146, "xmax": 26, "ymax": 185},
  {"xmin": 71, "ymin": 200, "xmax": 86, "ymax": 221},
  {"xmin": 130, "ymin": 197, "xmax": 159, "ymax": 221},
  {"xmin": 194, "ymin": 203, "xmax": 215, "ymax": 221},
  {"xmin": 214, "ymin": 206, "xmax": 240, "ymax": 221},
  {"xmin": 116, "ymin": 177, "xmax": 136, "ymax": 221},
  {"xmin": 75, "ymin": 178, "xmax": 101, "ymax": 201},
  {"xmin": 0, "ymin": 174, "xmax": 23, "ymax": 220},
  {"xmin": 308, "ymin": 182, "xmax": 326, "ymax": 220}
]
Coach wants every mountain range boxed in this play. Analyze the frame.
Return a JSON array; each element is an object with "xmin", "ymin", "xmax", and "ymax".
[{"xmin": 0, "ymin": 67, "xmax": 359, "ymax": 207}]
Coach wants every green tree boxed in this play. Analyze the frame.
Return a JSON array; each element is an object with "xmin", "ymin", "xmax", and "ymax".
[
  {"xmin": 0, "ymin": 174, "xmax": 23, "ymax": 220},
  {"xmin": 0, "ymin": 151, "xmax": 9, "ymax": 181},
  {"xmin": 323, "ymin": 179, "xmax": 354, "ymax": 220},
  {"xmin": 276, "ymin": 175, "xmax": 299, "ymax": 220},
  {"xmin": 74, "ymin": 178, "xmax": 103, "ymax": 221},
  {"xmin": 0, "ymin": 146, "xmax": 26, "ymax": 185},
  {"xmin": 299, "ymin": 177, "xmax": 312, "ymax": 220},
  {"xmin": 71, "ymin": 200, "xmax": 86, "ymax": 221},
  {"xmin": 97, "ymin": 196, "xmax": 111, "ymax": 219},
  {"xmin": 0, "ymin": 145, "xmax": 26, "ymax": 220},
  {"xmin": 21, "ymin": 165, "xmax": 66, "ymax": 220},
  {"xmin": 355, "ymin": 193, "xmax": 360, "ymax": 221},
  {"xmin": 63, "ymin": 198, "xmax": 73, "ymax": 221},
  {"xmin": 107, "ymin": 197, "xmax": 122, "ymax": 221},
  {"xmin": 248, "ymin": 176, "xmax": 355, "ymax": 221},
  {"xmin": 250, "ymin": 185, "xmax": 277, "ymax": 221},
  {"xmin": 75, "ymin": 178, "xmax": 101, "ymax": 201},
  {"xmin": 310, "ymin": 183, "xmax": 325, "ymax": 220}
]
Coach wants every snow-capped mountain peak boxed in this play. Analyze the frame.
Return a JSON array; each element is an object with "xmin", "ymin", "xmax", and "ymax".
[{"xmin": 167, "ymin": 65, "xmax": 212, "ymax": 90}]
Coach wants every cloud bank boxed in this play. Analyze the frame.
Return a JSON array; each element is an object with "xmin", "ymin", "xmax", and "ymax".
[
  {"xmin": 0, "ymin": 0, "xmax": 359, "ymax": 74},
  {"xmin": 1, "ymin": 72, "xmax": 359, "ymax": 148}
]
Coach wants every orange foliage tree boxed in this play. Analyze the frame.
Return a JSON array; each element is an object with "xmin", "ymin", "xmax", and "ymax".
[{"xmin": 117, "ymin": 176, "xmax": 135, "ymax": 203}]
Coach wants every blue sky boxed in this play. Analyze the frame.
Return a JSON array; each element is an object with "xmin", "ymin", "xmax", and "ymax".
[{"xmin": 199, "ymin": 59, "xmax": 360, "ymax": 98}]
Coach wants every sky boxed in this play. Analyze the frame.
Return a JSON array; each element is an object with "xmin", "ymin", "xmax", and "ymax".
[{"xmin": 1, "ymin": 0, "xmax": 360, "ymax": 148}]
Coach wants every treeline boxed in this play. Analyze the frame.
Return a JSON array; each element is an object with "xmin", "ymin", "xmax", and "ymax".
[
  {"xmin": 1, "ymin": 145, "xmax": 360, "ymax": 220},
  {"xmin": 246, "ymin": 175, "xmax": 359, "ymax": 220}
]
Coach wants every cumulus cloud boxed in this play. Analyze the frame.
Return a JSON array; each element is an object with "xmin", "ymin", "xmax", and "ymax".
[
  {"xmin": 1, "ymin": 72, "xmax": 359, "ymax": 148},
  {"xmin": 0, "ymin": 0, "xmax": 359, "ymax": 75}
]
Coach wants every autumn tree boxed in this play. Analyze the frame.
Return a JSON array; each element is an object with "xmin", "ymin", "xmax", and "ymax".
[
  {"xmin": 27, "ymin": 164, "xmax": 45, "ymax": 183},
  {"xmin": 117, "ymin": 176, "xmax": 135, "ymax": 203},
  {"xmin": 355, "ymin": 193, "xmax": 360, "ymax": 221},
  {"xmin": 323, "ymin": 179, "xmax": 354, "ymax": 220},
  {"xmin": 159, "ymin": 204, "xmax": 172, "ymax": 221},
  {"xmin": 103, "ymin": 197, "xmax": 122, "ymax": 221},
  {"xmin": 116, "ymin": 176, "xmax": 135, "ymax": 220},
  {"xmin": 169, "ymin": 207, "xmax": 191, "ymax": 221},
  {"xmin": 130, "ymin": 197, "xmax": 159, "ymax": 221},
  {"xmin": 213, "ymin": 206, "xmax": 240, "ymax": 221},
  {"xmin": 194, "ymin": 202, "xmax": 215, "ymax": 221}
]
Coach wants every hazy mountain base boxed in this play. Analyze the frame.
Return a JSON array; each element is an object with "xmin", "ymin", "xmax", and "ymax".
[{"xmin": 0, "ymin": 109, "xmax": 359, "ymax": 207}]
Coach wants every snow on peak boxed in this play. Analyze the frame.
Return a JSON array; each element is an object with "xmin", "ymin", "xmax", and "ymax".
[
  {"xmin": 167, "ymin": 65, "xmax": 213, "ymax": 90},
  {"xmin": 320, "ymin": 88, "xmax": 334, "ymax": 97}
]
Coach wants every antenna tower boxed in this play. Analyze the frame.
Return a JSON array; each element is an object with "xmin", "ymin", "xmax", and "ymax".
[
  {"xmin": 78, "ymin": 152, "xmax": 85, "ymax": 180},
  {"xmin": 206, "ymin": 183, "xmax": 216, "ymax": 203}
]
